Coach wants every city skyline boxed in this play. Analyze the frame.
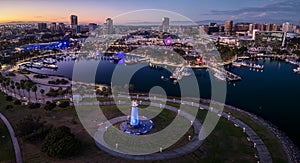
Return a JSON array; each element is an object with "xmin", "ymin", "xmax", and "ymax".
[{"xmin": 1, "ymin": 0, "xmax": 299, "ymax": 24}]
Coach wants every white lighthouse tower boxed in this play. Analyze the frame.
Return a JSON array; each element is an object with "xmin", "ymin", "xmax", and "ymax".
[{"xmin": 130, "ymin": 100, "xmax": 139, "ymax": 126}]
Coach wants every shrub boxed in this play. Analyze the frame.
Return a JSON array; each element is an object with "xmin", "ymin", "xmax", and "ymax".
[
  {"xmin": 16, "ymin": 116, "xmax": 53, "ymax": 142},
  {"xmin": 41, "ymin": 126, "xmax": 81, "ymax": 158},
  {"xmin": 6, "ymin": 95, "xmax": 13, "ymax": 101},
  {"xmin": 28, "ymin": 103, "xmax": 41, "ymax": 109},
  {"xmin": 14, "ymin": 100, "xmax": 21, "ymax": 105},
  {"xmin": 44, "ymin": 102, "xmax": 56, "ymax": 110},
  {"xmin": 58, "ymin": 101, "xmax": 70, "ymax": 108},
  {"xmin": 6, "ymin": 105, "xmax": 13, "ymax": 110}
]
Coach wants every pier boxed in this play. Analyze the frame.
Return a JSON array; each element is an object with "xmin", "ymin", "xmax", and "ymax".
[{"xmin": 207, "ymin": 62, "xmax": 242, "ymax": 81}]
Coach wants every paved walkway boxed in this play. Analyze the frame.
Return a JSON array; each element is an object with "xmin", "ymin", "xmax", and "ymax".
[
  {"xmin": 0, "ymin": 113, "xmax": 22, "ymax": 163},
  {"xmin": 111, "ymin": 94, "xmax": 273, "ymax": 162},
  {"xmin": 94, "ymin": 101, "xmax": 203, "ymax": 161}
]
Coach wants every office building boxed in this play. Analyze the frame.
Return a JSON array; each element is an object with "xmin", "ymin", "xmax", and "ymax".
[
  {"xmin": 162, "ymin": 17, "xmax": 170, "ymax": 32},
  {"xmin": 70, "ymin": 15, "xmax": 78, "ymax": 34}
]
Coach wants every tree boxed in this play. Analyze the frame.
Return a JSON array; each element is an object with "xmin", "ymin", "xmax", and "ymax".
[
  {"xmin": 41, "ymin": 126, "xmax": 81, "ymax": 158},
  {"xmin": 16, "ymin": 116, "xmax": 53, "ymax": 142},
  {"xmin": 40, "ymin": 89, "xmax": 45, "ymax": 103},
  {"xmin": 32, "ymin": 85, "xmax": 37, "ymax": 101},
  {"xmin": 15, "ymin": 82, "xmax": 21, "ymax": 97}
]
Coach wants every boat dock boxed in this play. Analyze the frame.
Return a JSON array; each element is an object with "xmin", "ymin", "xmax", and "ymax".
[
  {"xmin": 208, "ymin": 64, "xmax": 242, "ymax": 81},
  {"xmin": 241, "ymin": 62, "xmax": 264, "ymax": 70}
]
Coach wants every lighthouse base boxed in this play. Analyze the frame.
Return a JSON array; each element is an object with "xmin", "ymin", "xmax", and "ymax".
[{"xmin": 120, "ymin": 119, "xmax": 153, "ymax": 135}]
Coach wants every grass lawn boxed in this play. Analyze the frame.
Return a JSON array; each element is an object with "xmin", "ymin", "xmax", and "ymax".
[
  {"xmin": 0, "ymin": 118, "xmax": 15, "ymax": 162},
  {"xmin": 0, "ymin": 92, "xmax": 288, "ymax": 162}
]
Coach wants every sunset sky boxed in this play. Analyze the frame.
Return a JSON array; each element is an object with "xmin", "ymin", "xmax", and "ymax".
[{"xmin": 0, "ymin": 0, "xmax": 299, "ymax": 24}]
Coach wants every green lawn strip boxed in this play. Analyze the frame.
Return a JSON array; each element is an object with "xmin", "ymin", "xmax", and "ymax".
[{"xmin": 0, "ymin": 118, "xmax": 16, "ymax": 162}]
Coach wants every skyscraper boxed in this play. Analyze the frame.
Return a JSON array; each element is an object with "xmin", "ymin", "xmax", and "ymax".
[
  {"xmin": 70, "ymin": 15, "xmax": 78, "ymax": 34},
  {"xmin": 89, "ymin": 23, "xmax": 98, "ymax": 32},
  {"xmin": 58, "ymin": 23, "xmax": 65, "ymax": 34},
  {"xmin": 37, "ymin": 23, "xmax": 47, "ymax": 31},
  {"xmin": 105, "ymin": 18, "xmax": 114, "ymax": 34},
  {"xmin": 162, "ymin": 17, "xmax": 170, "ymax": 32},
  {"xmin": 224, "ymin": 20, "xmax": 233, "ymax": 36},
  {"xmin": 50, "ymin": 22, "xmax": 56, "ymax": 34}
]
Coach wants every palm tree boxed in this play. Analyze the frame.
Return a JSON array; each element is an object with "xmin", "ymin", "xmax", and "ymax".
[
  {"xmin": 20, "ymin": 80, "xmax": 26, "ymax": 97},
  {"xmin": 32, "ymin": 85, "xmax": 37, "ymax": 101},
  {"xmin": 10, "ymin": 85, "xmax": 15, "ymax": 96},
  {"xmin": 15, "ymin": 82, "xmax": 21, "ymax": 98},
  {"xmin": 40, "ymin": 89, "xmax": 45, "ymax": 103},
  {"xmin": 25, "ymin": 81, "xmax": 32, "ymax": 102},
  {"xmin": 10, "ymin": 80, "xmax": 15, "ymax": 95}
]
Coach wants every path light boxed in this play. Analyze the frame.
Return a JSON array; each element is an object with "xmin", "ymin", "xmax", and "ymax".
[
  {"xmin": 173, "ymin": 98, "xmax": 175, "ymax": 102},
  {"xmin": 188, "ymin": 135, "xmax": 191, "ymax": 141},
  {"xmin": 160, "ymin": 147, "xmax": 162, "ymax": 153},
  {"xmin": 116, "ymin": 143, "xmax": 118, "ymax": 149},
  {"xmin": 243, "ymin": 127, "xmax": 246, "ymax": 133},
  {"xmin": 254, "ymin": 143, "xmax": 256, "ymax": 148},
  {"xmin": 178, "ymin": 109, "xmax": 181, "ymax": 114},
  {"xmin": 190, "ymin": 120, "xmax": 193, "ymax": 125}
]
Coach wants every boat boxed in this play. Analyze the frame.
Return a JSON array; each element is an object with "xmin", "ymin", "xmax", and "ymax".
[
  {"xmin": 214, "ymin": 72, "xmax": 226, "ymax": 81},
  {"xmin": 43, "ymin": 58, "xmax": 56, "ymax": 64},
  {"xmin": 293, "ymin": 67, "xmax": 300, "ymax": 73},
  {"xmin": 44, "ymin": 64, "xmax": 58, "ymax": 69},
  {"xmin": 31, "ymin": 62, "xmax": 43, "ymax": 69},
  {"xmin": 232, "ymin": 62, "xmax": 242, "ymax": 67}
]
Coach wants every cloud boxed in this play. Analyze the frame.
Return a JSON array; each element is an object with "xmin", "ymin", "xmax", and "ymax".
[{"xmin": 206, "ymin": 0, "xmax": 300, "ymax": 22}]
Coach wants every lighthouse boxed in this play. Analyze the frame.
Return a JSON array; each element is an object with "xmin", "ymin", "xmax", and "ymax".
[{"xmin": 130, "ymin": 100, "xmax": 139, "ymax": 126}]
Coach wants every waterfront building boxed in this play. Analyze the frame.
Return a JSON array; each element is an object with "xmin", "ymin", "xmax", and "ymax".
[
  {"xmin": 162, "ymin": 17, "xmax": 170, "ymax": 32},
  {"xmin": 282, "ymin": 22, "xmax": 294, "ymax": 33},
  {"xmin": 70, "ymin": 15, "xmax": 78, "ymax": 35},
  {"xmin": 253, "ymin": 31, "xmax": 286, "ymax": 47}
]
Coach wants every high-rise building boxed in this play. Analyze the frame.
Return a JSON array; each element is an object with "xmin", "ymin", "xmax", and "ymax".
[
  {"xmin": 89, "ymin": 23, "xmax": 98, "ymax": 32},
  {"xmin": 272, "ymin": 24, "xmax": 279, "ymax": 31},
  {"xmin": 50, "ymin": 22, "xmax": 56, "ymax": 34},
  {"xmin": 162, "ymin": 17, "xmax": 170, "ymax": 32},
  {"xmin": 70, "ymin": 15, "xmax": 78, "ymax": 34},
  {"xmin": 224, "ymin": 20, "xmax": 233, "ymax": 35},
  {"xmin": 37, "ymin": 23, "xmax": 47, "ymax": 31},
  {"xmin": 282, "ymin": 22, "xmax": 294, "ymax": 32},
  {"xmin": 235, "ymin": 23, "xmax": 250, "ymax": 32},
  {"xmin": 57, "ymin": 23, "xmax": 65, "ymax": 34},
  {"xmin": 104, "ymin": 18, "xmax": 114, "ymax": 34}
]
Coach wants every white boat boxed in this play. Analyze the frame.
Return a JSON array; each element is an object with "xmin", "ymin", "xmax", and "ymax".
[
  {"xmin": 32, "ymin": 62, "xmax": 43, "ymax": 68},
  {"xmin": 43, "ymin": 58, "xmax": 56, "ymax": 64},
  {"xmin": 232, "ymin": 62, "xmax": 241, "ymax": 67},
  {"xmin": 293, "ymin": 67, "xmax": 300, "ymax": 73},
  {"xmin": 214, "ymin": 72, "xmax": 226, "ymax": 81},
  {"xmin": 44, "ymin": 64, "xmax": 58, "ymax": 69}
]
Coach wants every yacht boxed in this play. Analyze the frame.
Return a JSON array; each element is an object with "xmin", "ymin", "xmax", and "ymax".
[
  {"xmin": 293, "ymin": 67, "xmax": 300, "ymax": 73},
  {"xmin": 232, "ymin": 62, "xmax": 242, "ymax": 67}
]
